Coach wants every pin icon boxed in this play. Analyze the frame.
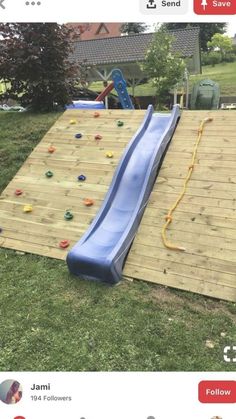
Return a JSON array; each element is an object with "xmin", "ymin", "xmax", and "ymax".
[{"xmin": 201, "ymin": 0, "xmax": 208, "ymax": 10}]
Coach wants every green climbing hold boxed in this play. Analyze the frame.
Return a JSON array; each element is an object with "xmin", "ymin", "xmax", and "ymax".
[
  {"xmin": 117, "ymin": 121, "xmax": 124, "ymax": 127},
  {"xmin": 45, "ymin": 170, "xmax": 53, "ymax": 178},
  {"xmin": 64, "ymin": 210, "xmax": 74, "ymax": 221}
]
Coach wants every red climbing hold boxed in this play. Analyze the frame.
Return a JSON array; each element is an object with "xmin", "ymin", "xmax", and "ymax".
[
  {"xmin": 95, "ymin": 134, "xmax": 102, "ymax": 141},
  {"xmin": 15, "ymin": 189, "xmax": 23, "ymax": 196},
  {"xmin": 59, "ymin": 240, "xmax": 70, "ymax": 249}
]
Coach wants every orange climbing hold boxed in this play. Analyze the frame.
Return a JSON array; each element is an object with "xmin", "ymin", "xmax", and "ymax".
[
  {"xmin": 83, "ymin": 198, "xmax": 95, "ymax": 207},
  {"xmin": 94, "ymin": 112, "xmax": 100, "ymax": 118},
  {"xmin": 48, "ymin": 146, "xmax": 56, "ymax": 153},
  {"xmin": 59, "ymin": 240, "xmax": 70, "ymax": 249}
]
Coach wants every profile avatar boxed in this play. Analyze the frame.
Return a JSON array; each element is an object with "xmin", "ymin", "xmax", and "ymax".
[{"xmin": 0, "ymin": 380, "xmax": 23, "ymax": 404}]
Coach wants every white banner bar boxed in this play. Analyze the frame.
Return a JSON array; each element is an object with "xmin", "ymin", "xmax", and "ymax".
[
  {"xmin": 0, "ymin": 372, "xmax": 236, "ymax": 419},
  {"xmin": 0, "ymin": 0, "xmax": 236, "ymax": 22}
]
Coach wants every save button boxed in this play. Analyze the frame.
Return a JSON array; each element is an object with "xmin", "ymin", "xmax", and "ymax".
[{"xmin": 194, "ymin": 0, "xmax": 236, "ymax": 14}]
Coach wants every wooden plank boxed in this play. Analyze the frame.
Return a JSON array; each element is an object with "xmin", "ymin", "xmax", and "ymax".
[
  {"xmin": 0, "ymin": 207, "xmax": 94, "ymax": 227},
  {"xmin": 137, "ymin": 222, "xmax": 236, "ymax": 250},
  {"xmin": 124, "ymin": 264, "xmax": 236, "ymax": 302},
  {"xmin": 158, "ymin": 169, "xmax": 236, "ymax": 184},
  {"xmin": 149, "ymin": 192, "xmax": 236, "ymax": 210},
  {"xmin": 166, "ymin": 151, "xmax": 236, "ymax": 162},
  {"xmin": 128, "ymin": 242, "xmax": 236, "ymax": 276},
  {"xmin": 0, "ymin": 237, "xmax": 67, "ymax": 260},
  {"xmin": 152, "ymin": 183, "xmax": 235, "ymax": 201},
  {"xmin": 144, "ymin": 203, "xmax": 236, "ymax": 221},
  {"xmin": 126, "ymin": 254, "xmax": 236, "ymax": 287},
  {"xmin": 156, "ymin": 176, "xmax": 236, "ymax": 193},
  {"xmin": 140, "ymin": 216, "xmax": 236, "ymax": 240},
  {"xmin": 142, "ymin": 208, "xmax": 236, "ymax": 230}
]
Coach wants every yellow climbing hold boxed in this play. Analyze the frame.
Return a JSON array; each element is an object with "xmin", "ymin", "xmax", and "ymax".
[
  {"xmin": 70, "ymin": 119, "xmax": 76, "ymax": 125},
  {"xmin": 23, "ymin": 205, "xmax": 33, "ymax": 213},
  {"xmin": 161, "ymin": 117, "xmax": 213, "ymax": 252},
  {"xmin": 106, "ymin": 151, "xmax": 114, "ymax": 158}
]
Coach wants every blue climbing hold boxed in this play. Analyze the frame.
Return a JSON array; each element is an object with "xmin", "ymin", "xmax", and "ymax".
[
  {"xmin": 78, "ymin": 175, "xmax": 86, "ymax": 181},
  {"xmin": 75, "ymin": 133, "xmax": 83, "ymax": 139}
]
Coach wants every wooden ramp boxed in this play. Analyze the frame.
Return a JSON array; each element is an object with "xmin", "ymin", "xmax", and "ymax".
[
  {"xmin": 124, "ymin": 110, "xmax": 236, "ymax": 302},
  {"xmin": 0, "ymin": 109, "xmax": 235, "ymax": 301}
]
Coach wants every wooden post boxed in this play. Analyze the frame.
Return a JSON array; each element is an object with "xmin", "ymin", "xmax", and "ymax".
[{"xmin": 185, "ymin": 68, "xmax": 189, "ymax": 109}]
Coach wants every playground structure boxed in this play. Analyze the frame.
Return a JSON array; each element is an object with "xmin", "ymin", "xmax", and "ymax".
[
  {"xmin": 0, "ymin": 104, "xmax": 235, "ymax": 301},
  {"xmin": 67, "ymin": 69, "xmax": 134, "ymax": 111}
]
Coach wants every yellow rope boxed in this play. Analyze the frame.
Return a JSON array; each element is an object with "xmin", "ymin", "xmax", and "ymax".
[{"xmin": 161, "ymin": 116, "xmax": 213, "ymax": 252}]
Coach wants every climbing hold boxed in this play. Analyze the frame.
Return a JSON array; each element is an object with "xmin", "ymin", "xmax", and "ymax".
[
  {"xmin": 45, "ymin": 170, "xmax": 53, "ymax": 178},
  {"xmin": 95, "ymin": 134, "xmax": 102, "ymax": 141},
  {"xmin": 106, "ymin": 151, "xmax": 114, "ymax": 158},
  {"xmin": 75, "ymin": 133, "xmax": 83, "ymax": 139},
  {"xmin": 48, "ymin": 146, "xmax": 56, "ymax": 153},
  {"xmin": 59, "ymin": 240, "xmax": 70, "ymax": 249},
  {"xmin": 78, "ymin": 175, "xmax": 86, "ymax": 182},
  {"xmin": 83, "ymin": 198, "xmax": 94, "ymax": 207},
  {"xmin": 70, "ymin": 119, "xmax": 76, "ymax": 125},
  {"xmin": 23, "ymin": 205, "xmax": 33, "ymax": 213},
  {"xmin": 64, "ymin": 210, "xmax": 74, "ymax": 221},
  {"xmin": 0, "ymin": 227, "xmax": 2, "ymax": 233},
  {"xmin": 15, "ymin": 189, "xmax": 23, "ymax": 196},
  {"xmin": 94, "ymin": 112, "xmax": 100, "ymax": 118},
  {"xmin": 117, "ymin": 120, "xmax": 124, "ymax": 127}
]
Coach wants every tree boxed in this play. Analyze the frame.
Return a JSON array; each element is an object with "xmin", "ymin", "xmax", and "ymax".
[
  {"xmin": 0, "ymin": 23, "xmax": 79, "ymax": 111},
  {"xmin": 207, "ymin": 51, "xmax": 221, "ymax": 67},
  {"xmin": 142, "ymin": 28, "xmax": 185, "ymax": 108},
  {"xmin": 207, "ymin": 33, "xmax": 234, "ymax": 62},
  {"xmin": 120, "ymin": 23, "xmax": 148, "ymax": 35},
  {"xmin": 162, "ymin": 23, "xmax": 227, "ymax": 51}
]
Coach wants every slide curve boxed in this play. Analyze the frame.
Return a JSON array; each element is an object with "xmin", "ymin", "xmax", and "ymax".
[{"xmin": 67, "ymin": 105, "xmax": 180, "ymax": 283}]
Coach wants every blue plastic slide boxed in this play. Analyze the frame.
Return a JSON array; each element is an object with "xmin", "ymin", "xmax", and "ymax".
[{"xmin": 67, "ymin": 105, "xmax": 180, "ymax": 283}]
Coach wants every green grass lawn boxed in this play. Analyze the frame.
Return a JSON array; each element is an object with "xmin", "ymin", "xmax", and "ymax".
[
  {"xmin": 0, "ymin": 112, "xmax": 236, "ymax": 372},
  {"xmin": 90, "ymin": 61, "xmax": 236, "ymax": 97}
]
